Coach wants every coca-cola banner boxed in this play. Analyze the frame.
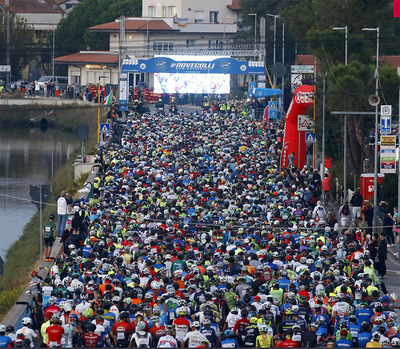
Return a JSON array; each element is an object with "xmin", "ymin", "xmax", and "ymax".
[{"xmin": 280, "ymin": 85, "xmax": 314, "ymax": 170}]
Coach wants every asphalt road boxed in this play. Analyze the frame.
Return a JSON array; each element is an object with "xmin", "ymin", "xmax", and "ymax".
[{"xmin": 382, "ymin": 246, "xmax": 400, "ymax": 295}]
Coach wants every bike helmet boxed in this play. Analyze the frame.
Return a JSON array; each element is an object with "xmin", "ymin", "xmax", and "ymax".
[
  {"xmin": 224, "ymin": 329, "xmax": 233, "ymax": 338},
  {"xmin": 392, "ymin": 337, "xmax": 400, "ymax": 347},
  {"xmin": 22, "ymin": 317, "xmax": 32, "ymax": 325},
  {"xmin": 250, "ymin": 317, "xmax": 258, "ymax": 325},
  {"xmin": 191, "ymin": 321, "xmax": 200, "ymax": 328},
  {"xmin": 372, "ymin": 331, "xmax": 381, "ymax": 340}
]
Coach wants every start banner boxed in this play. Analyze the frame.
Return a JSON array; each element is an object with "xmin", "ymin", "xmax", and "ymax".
[{"xmin": 122, "ymin": 57, "xmax": 265, "ymax": 75}]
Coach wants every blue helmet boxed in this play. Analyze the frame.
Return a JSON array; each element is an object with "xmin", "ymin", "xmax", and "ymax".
[{"xmin": 224, "ymin": 329, "xmax": 233, "ymax": 338}]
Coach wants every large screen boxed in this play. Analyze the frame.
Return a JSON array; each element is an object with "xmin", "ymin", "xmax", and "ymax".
[{"xmin": 153, "ymin": 55, "xmax": 230, "ymax": 94}]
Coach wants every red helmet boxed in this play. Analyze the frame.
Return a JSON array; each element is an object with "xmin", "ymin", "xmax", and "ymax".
[{"xmin": 31, "ymin": 270, "xmax": 38, "ymax": 277}]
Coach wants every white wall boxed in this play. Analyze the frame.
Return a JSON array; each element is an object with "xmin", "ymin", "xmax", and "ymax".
[
  {"xmin": 68, "ymin": 66, "xmax": 118, "ymax": 86},
  {"xmin": 19, "ymin": 13, "xmax": 62, "ymax": 30},
  {"xmin": 142, "ymin": 0, "xmax": 238, "ymax": 23}
]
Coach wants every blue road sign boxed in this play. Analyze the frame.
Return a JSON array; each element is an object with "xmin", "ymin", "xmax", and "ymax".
[
  {"xmin": 381, "ymin": 116, "xmax": 391, "ymax": 134},
  {"xmin": 269, "ymin": 101, "xmax": 277, "ymax": 110},
  {"xmin": 269, "ymin": 109, "xmax": 277, "ymax": 119},
  {"xmin": 100, "ymin": 123, "xmax": 110, "ymax": 133},
  {"xmin": 305, "ymin": 132, "xmax": 316, "ymax": 143}
]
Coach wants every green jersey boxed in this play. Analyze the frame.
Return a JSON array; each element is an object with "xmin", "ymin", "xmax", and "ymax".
[{"xmin": 44, "ymin": 221, "xmax": 56, "ymax": 239}]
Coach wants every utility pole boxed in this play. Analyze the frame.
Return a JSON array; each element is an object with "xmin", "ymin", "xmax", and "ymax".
[{"xmin": 6, "ymin": 0, "xmax": 10, "ymax": 85}]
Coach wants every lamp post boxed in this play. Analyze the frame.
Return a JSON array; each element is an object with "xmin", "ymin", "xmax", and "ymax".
[
  {"xmin": 97, "ymin": 75, "xmax": 107, "ymax": 145},
  {"xmin": 332, "ymin": 26, "xmax": 348, "ymax": 202},
  {"xmin": 267, "ymin": 14, "xmax": 280, "ymax": 88},
  {"xmin": 362, "ymin": 27, "xmax": 379, "ymax": 235},
  {"xmin": 52, "ymin": 27, "xmax": 55, "ymax": 81},
  {"xmin": 1, "ymin": 0, "xmax": 11, "ymax": 85},
  {"xmin": 332, "ymin": 26, "xmax": 348, "ymax": 65},
  {"xmin": 248, "ymin": 13, "xmax": 257, "ymax": 57}
]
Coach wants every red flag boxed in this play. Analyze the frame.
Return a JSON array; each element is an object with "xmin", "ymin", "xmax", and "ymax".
[{"xmin": 395, "ymin": 0, "xmax": 400, "ymax": 17}]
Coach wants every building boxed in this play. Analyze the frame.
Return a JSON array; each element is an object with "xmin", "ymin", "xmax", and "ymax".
[
  {"xmin": 55, "ymin": 0, "xmax": 82, "ymax": 15},
  {"xmin": 0, "ymin": 0, "xmax": 63, "ymax": 30},
  {"xmin": 54, "ymin": 0, "xmax": 259, "ymax": 89}
]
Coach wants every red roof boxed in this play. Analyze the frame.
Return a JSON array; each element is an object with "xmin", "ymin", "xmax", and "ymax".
[
  {"xmin": 90, "ymin": 19, "xmax": 174, "ymax": 32},
  {"xmin": 54, "ymin": 52, "xmax": 119, "ymax": 65},
  {"xmin": 227, "ymin": 0, "xmax": 241, "ymax": 10},
  {"xmin": 0, "ymin": 0, "xmax": 63, "ymax": 14},
  {"xmin": 380, "ymin": 56, "xmax": 400, "ymax": 67},
  {"xmin": 297, "ymin": 55, "xmax": 316, "ymax": 65}
]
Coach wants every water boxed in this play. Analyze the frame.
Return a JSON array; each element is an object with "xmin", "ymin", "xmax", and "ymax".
[{"xmin": 0, "ymin": 127, "xmax": 80, "ymax": 260}]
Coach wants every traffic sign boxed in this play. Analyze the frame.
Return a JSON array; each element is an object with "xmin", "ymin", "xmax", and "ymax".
[
  {"xmin": 297, "ymin": 115, "xmax": 314, "ymax": 131},
  {"xmin": 249, "ymin": 82, "xmax": 256, "ymax": 92},
  {"xmin": 305, "ymin": 132, "xmax": 316, "ymax": 143},
  {"xmin": 381, "ymin": 115, "xmax": 391, "ymax": 134},
  {"xmin": 0, "ymin": 65, "xmax": 11, "ymax": 72},
  {"xmin": 100, "ymin": 123, "xmax": 110, "ymax": 133},
  {"xmin": 291, "ymin": 65, "xmax": 314, "ymax": 74},
  {"xmin": 381, "ymin": 105, "xmax": 392, "ymax": 116}
]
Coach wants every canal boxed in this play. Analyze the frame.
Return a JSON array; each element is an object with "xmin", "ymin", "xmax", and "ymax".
[{"xmin": 0, "ymin": 127, "xmax": 80, "ymax": 260}]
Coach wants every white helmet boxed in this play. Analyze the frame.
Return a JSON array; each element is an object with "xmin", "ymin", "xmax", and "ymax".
[
  {"xmin": 48, "ymin": 296, "xmax": 57, "ymax": 304},
  {"xmin": 22, "ymin": 317, "xmax": 32, "ymax": 325},
  {"xmin": 151, "ymin": 280, "xmax": 159, "ymax": 289},
  {"xmin": 63, "ymin": 303, "xmax": 72, "ymax": 312},
  {"xmin": 0, "ymin": 324, "xmax": 5, "ymax": 333}
]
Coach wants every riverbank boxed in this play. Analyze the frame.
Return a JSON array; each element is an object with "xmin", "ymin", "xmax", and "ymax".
[{"xmin": 0, "ymin": 105, "xmax": 107, "ymax": 319}]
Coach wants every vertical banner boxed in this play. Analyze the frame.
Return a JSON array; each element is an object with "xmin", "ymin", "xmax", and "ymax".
[{"xmin": 119, "ymin": 73, "xmax": 128, "ymax": 111}]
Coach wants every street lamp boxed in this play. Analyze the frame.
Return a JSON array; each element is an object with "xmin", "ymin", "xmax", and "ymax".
[
  {"xmin": 1, "ymin": 0, "xmax": 11, "ymax": 85},
  {"xmin": 332, "ymin": 26, "xmax": 348, "ymax": 65},
  {"xmin": 362, "ymin": 27, "xmax": 379, "ymax": 235},
  {"xmin": 97, "ymin": 75, "xmax": 108, "ymax": 144},
  {"xmin": 267, "ymin": 14, "xmax": 280, "ymax": 87},
  {"xmin": 332, "ymin": 26, "xmax": 348, "ymax": 202},
  {"xmin": 248, "ymin": 13, "xmax": 257, "ymax": 53}
]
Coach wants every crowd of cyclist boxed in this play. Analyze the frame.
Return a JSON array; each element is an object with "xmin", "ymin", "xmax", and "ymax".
[{"xmin": 1, "ymin": 106, "xmax": 400, "ymax": 348}]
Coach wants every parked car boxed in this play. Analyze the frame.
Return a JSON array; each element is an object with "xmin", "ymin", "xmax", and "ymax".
[{"xmin": 35, "ymin": 76, "xmax": 68, "ymax": 89}]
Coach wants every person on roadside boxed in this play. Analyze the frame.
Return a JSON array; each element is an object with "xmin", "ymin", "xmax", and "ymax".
[
  {"xmin": 338, "ymin": 202, "xmax": 352, "ymax": 229},
  {"xmin": 43, "ymin": 214, "xmax": 57, "ymax": 261},
  {"xmin": 321, "ymin": 170, "xmax": 332, "ymax": 206},
  {"xmin": 56, "ymin": 191, "xmax": 70, "ymax": 238},
  {"xmin": 376, "ymin": 232, "xmax": 388, "ymax": 279},
  {"xmin": 350, "ymin": 188, "xmax": 363, "ymax": 220}
]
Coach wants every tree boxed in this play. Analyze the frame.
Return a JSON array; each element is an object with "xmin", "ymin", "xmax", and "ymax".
[
  {"xmin": 56, "ymin": 0, "xmax": 142, "ymax": 56},
  {"xmin": 0, "ymin": 10, "xmax": 35, "ymax": 80}
]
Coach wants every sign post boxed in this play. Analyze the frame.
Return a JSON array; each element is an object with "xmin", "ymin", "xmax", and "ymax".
[
  {"xmin": 269, "ymin": 101, "xmax": 277, "ymax": 120},
  {"xmin": 381, "ymin": 135, "xmax": 396, "ymax": 173}
]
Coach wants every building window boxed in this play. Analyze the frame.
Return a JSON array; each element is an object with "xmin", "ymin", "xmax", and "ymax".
[
  {"xmin": 162, "ymin": 6, "xmax": 167, "ymax": 17},
  {"xmin": 148, "ymin": 6, "xmax": 156, "ymax": 17},
  {"xmin": 153, "ymin": 42, "xmax": 174, "ymax": 52},
  {"xmin": 195, "ymin": 11, "xmax": 204, "ymax": 23},
  {"xmin": 168, "ymin": 6, "xmax": 176, "ymax": 17},
  {"xmin": 208, "ymin": 40, "xmax": 225, "ymax": 50},
  {"xmin": 186, "ymin": 40, "xmax": 195, "ymax": 47},
  {"xmin": 209, "ymin": 11, "xmax": 218, "ymax": 23}
]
